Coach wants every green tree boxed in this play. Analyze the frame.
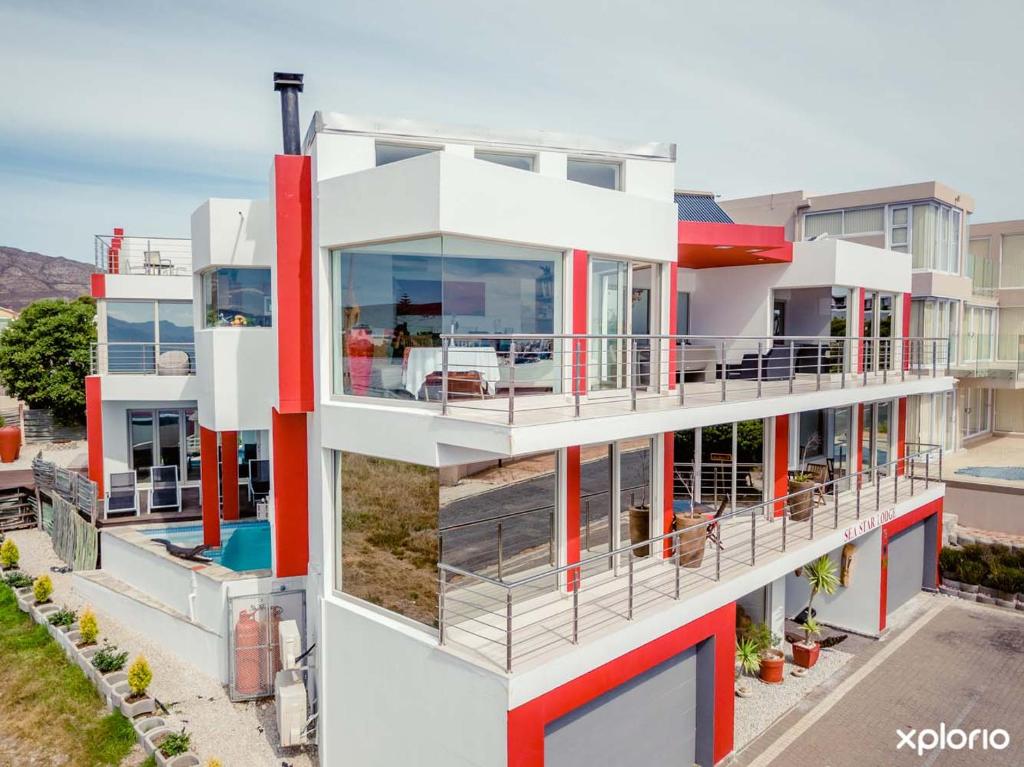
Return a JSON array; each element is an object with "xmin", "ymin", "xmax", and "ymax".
[{"xmin": 0, "ymin": 297, "xmax": 95, "ymax": 425}]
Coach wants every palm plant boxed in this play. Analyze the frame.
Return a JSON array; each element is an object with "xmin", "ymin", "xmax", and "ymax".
[
  {"xmin": 801, "ymin": 616, "xmax": 822, "ymax": 646},
  {"xmin": 735, "ymin": 637, "xmax": 761, "ymax": 686},
  {"xmin": 804, "ymin": 555, "xmax": 840, "ymax": 629}
]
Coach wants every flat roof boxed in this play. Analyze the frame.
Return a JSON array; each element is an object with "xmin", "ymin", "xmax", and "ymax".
[{"xmin": 307, "ymin": 111, "xmax": 676, "ymax": 162}]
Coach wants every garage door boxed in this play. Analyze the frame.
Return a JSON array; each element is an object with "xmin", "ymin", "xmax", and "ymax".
[
  {"xmin": 544, "ymin": 648, "xmax": 697, "ymax": 767},
  {"xmin": 887, "ymin": 522, "xmax": 925, "ymax": 614}
]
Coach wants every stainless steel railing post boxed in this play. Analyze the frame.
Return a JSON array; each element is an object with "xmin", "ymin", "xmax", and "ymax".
[
  {"xmin": 630, "ymin": 338, "xmax": 638, "ymax": 411},
  {"xmin": 497, "ymin": 521, "xmax": 504, "ymax": 580},
  {"xmin": 505, "ymin": 592, "xmax": 513, "ymax": 673},
  {"xmin": 756, "ymin": 341, "xmax": 763, "ymax": 398},
  {"xmin": 856, "ymin": 478, "xmax": 861, "ymax": 519},
  {"xmin": 925, "ymin": 453, "xmax": 930, "ymax": 489},
  {"xmin": 627, "ymin": 556, "xmax": 634, "ymax": 620},
  {"xmin": 438, "ymin": 570, "xmax": 446, "ymax": 645},
  {"xmin": 789, "ymin": 340, "xmax": 795, "ymax": 394},
  {"xmin": 572, "ymin": 584, "xmax": 579, "ymax": 644},
  {"xmin": 508, "ymin": 339, "xmax": 516, "ymax": 425},
  {"xmin": 750, "ymin": 513, "xmax": 756, "ymax": 565},
  {"xmin": 781, "ymin": 508, "xmax": 787, "ymax": 552},
  {"xmin": 441, "ymin": 337, "xmax": 449, "ymax": 415},
  {"xmin": 574, "ymin": 342, "xmax": 581, "ymax": 418},
  {"xmin": 721, "ymin": 341, "xmax": 727, "ymax": 402},
  {"xmin": 674, "ymin": 535, "xmax": 681, "ymax": 599},
  {"xmin": 833, "ymin": 483, "xmax": 839, "ymax": 528},
  {"xmin": 816, "ymin": 340, "xmax": 822, "ymax": 390},
  {"xmin": 549, "ymin": 510, "xmax": 555, "ymax": 566},
  {"xmin": 679, "ymin": 340, "xmax": 686, "ymax": 406}
]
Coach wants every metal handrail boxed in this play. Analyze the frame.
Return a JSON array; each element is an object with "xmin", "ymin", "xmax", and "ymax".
[
  {"xmin": 438, "ymin": 443, "xmax": 943, "ymax": 670},
  {"xmin": 94, "ymin": 234, "xmax": 192, "ymax": 276},
  {"xmin": 90, "ymin": 341, "xmax": 196, "ymax": 375}
]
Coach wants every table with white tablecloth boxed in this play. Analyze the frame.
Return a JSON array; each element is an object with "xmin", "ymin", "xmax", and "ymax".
[{"xmin": 402, "ymin": 347, "xmax": 501, "ymax": 398}]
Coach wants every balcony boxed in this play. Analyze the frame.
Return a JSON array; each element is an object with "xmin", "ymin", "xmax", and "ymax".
[
  {"xmin": 438, "ymin": 444, "xmax": 944, "ymax": 672},
  {"xmin": 94, "ymin": 234, "xmax": 192, "ymax": 276},
  {"xmin": 420, "ymin": 333, "xmax": 953, "ymax": 426},
  {"xmin": 949, "ymin": 333, "xmax": 1024, "ymax": 383},
  {"xmin": 91, "ymin": 342, "xmax": 196, "ymax": 376}
]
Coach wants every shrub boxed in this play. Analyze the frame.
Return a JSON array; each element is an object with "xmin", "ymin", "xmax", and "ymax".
[
  {"xmin": 939, "ymin": 547, "xmax": 963, "ymax": 578},
  {"xmin": 956, "ymin": 558, "xmax": 986, "ymax": 586},
  {"xmin": 127, "ymin": 655, "xmax": 153, "ymax": 698},
  {"xmin": 78, "ymin": 607, "xmax": 99, "ymax": 645},
  {"xmin": 205, "ymin": 761, "xmax": 223, "ymax": 767},
  {"xmin": 48, "ymin": 606, "xmax": 77, "ymax": 627},
  {"xmin": 3, "ymin": 570, "xmax": 33, "ymax": 588},
  {"xmin": 159, "ymin": 729, "xmax": 191, "ymax": 758},
  {"xmin": 988, "ymin": 566, "xmax": 1024, "ymax": 596},
  {"xmin": 744, "ymin": 622, "xmax": 780, "ymax": 655},
  {"xmin": 32, "ymin": 574, "xmax": 53, "ymax": 604},
  {"xmin": 91, "ymin": 640, "xmax": 129, "ymax": 674},
  {"xmin": 0, "ymin": 538, "xmax": 19, "ymax": 569},
  {"xmin": 735, "ymin": 637, "xmax": 761, "ymax": 679}
]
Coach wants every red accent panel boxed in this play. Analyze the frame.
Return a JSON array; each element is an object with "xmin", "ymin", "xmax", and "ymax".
[
  {"xmin": 896, "ymin": 398, "xmax": 907, "ymax": 477},
  {"xmin": 857, "ymin": 289, "xmax": 866, "ymax": 373},
  {"xmin": 272, "ymin": 408, "xmax": 309, "ymax": 577},
  {"xmin": 85, "ymin": 376, "xmax": 104, "ymax": 494},
  {"xmin": 571, "ymin": 250, "xmax": 588, "ymax": 395},
  {"xmin": 668, "ymin": 266, "xmax": 679, "ymax": 389},
  {"xmin": 663, "ymin": 432, "xmax": 675, "ymax": 556},
  {"xmin": 507, "ymin": 602, "xmax": 736, "ymax": 766},
  {"xmin": 90, "ymin": 273, "xmax": 106, "ymax": 299},
  {"xmin": 677, "ymin": 221, "xmax": 792, "ymax": 269},
  {"xmin": 112, "ymin": 228, "xmax": 124, "ymax": 236},
  {"xmin": 878, "ymin": 497, "xmax": 943, "ymax": 631},
  {"xmin": 274, "ymin": 154, "xmax": 314, "ymax": 413},
  {"xmin": 221, "ymin": 431, "xmax": 239, "ymax": 521},
  {"xmin": 565, "ymin": 446, "xmax": 581, "ymax": 589},
  {"xmin": 773, "ymin": 415, "xmax": 788, "ymax": 517},
  {"xmin": 200, "ymin": 427, "xmax": 220, "ymax": 548}
]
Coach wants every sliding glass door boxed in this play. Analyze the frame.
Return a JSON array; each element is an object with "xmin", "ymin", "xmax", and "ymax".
[
  {"xmin": 863, "ymin": 291, "xmax": 896, "ymax": 371},
  {"xmin": 861, "ymin": 401, "xmax": 894, "ymax": 481},
  {"xmin": 590, "ymin": 258, "xmax": 628, "ymax": 390},
  {"xmin": 128, "ymin": 407, "xmax": 198, "ymax": 484}
]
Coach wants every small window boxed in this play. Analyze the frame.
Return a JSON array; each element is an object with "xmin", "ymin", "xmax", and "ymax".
[
  {"xmin": 567, "ymin": 158, "xmax": 620, "ymax": 190},
  {"xmin": 474, "ymin": 150, "xmax": 535, "ymax": 172},
  {"xmin": 202, "ymin": 268, "xmax": 272, "ymax": 328},
  {"xmin": 804, "ymin": 211, "xmax": 842, "ymax": 239},
  {"xmin": 375, "ymin": 142, "xmax": 440, "ymax": 167}
]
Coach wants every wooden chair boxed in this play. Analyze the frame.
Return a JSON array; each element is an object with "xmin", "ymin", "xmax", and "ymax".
[
  {"xmin": 706, "ymin": 495, "xmax": 729, "ymax": 550},
  {"xmin": 422, "ymin": 370, "xmax": 486, "ymax": 401},
  {"xmin": 804, "ymin": 463, "xmax": 830, "ymax": 506}
]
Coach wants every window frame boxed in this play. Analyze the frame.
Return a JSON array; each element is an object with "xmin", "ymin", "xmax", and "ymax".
[
  {"xmin": 473, "ymin": 149, "xmax": 537, "ymax": 172},
  {"xmin": 566, "ymin": 157, "xmax": 622, "ymax": 191},
  {"xmin": 374, "ymin": 141, "xmax": 443, "ymax": 167},
  {"xmin": 201, "ymin": 266, "xmax": 273, "ymax": 329},
  {"xmin": 803, "ymin": 206, "xmax": 884, "ymax": 240}
]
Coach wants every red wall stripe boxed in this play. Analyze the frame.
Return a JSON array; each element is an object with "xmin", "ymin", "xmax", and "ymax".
[
  {"xmin": 200, "ymin": 427, "xmax": 220, "ymax": 548},
  {"xmin": 571, "ymin": 250, "xmax": 588, "ymax": 395},
  {"xmin": 272, "ymin": 408, "xmax": 309, "ymax": 577},
  {"xmin": 274, "ymin": 155, "xmax": 314, "ymax": 413},
  {"xmin": 506, "ymin": 602, "xmax": 736, "ymax": 766},
  {"xmin": 773, "ymin": 415, "xmax": 788, "ymax": 517},
  {"xmin": 221, "ymin": 431, "xmax": 239, "ymax": 521},
  {"xmin": 878, "ymin": 497, "xmax": 943, "ymax": 632},
  {"xmin": 90, "ymin": 273, "xmax": 106, "ymax": 299},
  {"xmin": 565, "ymin": 446, "xmax": 581, "ymax": 590},
  {"xmin": 85, "ymin": 376, "xmax": 104, "ymax": 494}
]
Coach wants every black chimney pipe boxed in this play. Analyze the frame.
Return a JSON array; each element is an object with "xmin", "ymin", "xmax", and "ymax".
[{"xmin": 273, "ymin": 72, "xmax": 304, "ymax": 155}]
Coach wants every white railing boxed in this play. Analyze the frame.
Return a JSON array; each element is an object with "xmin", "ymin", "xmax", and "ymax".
[
  {"xmin": 94, "ymin": 234, "xmax": 192, "ymax": 276},
  {"xmin": 90, "ymin": 342, "xmax": 196, "ymax": 375},
  {"xmin": 438, "ymin": 444, "xmax": 943, "ymax": 672}
]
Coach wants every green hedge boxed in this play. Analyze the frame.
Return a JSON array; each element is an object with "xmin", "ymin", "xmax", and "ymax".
[{"xmin": 940, "ymin": 543, "xmax": 1024, "ymax": 594}]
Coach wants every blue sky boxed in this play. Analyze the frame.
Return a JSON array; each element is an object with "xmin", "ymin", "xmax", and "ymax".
[{"xmin": 1, "ymin": 0, "xmax": 1022, "ymax": 263}]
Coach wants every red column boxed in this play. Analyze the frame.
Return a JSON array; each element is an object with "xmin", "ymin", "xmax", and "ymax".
[
  {"xmin": 565, "ymin": 446, "xmax": 581, "ymax": 590},
  {"xmin": 571, "ymin": 250, "xmax": 588, "ymax": 395},
  {"xmin": 221, "ymin": 431, "xmax": 239, "ymax": 520},
  {"xmin": 272, "ymin": 409, "xmax": 309, "ymax": 577},
  {"xmin": 773, "ymin": 415, "xmax": 788, "ymax": 517},
  {"xmin": 663, "ymin": 432, "xmax": 675, "ymax": 557},
  {"xmin": 200, "ymin": 427, "xmax": 220, "ymax": 547},
  {"xmin": 896, "ymin": 398, "xmax": 907, "ymax": 476},
  {"xmin": 85, "ymin": 376, "xmax": 104, "ymax": 494}
]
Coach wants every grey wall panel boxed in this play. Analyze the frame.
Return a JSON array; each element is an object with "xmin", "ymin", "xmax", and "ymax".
[
  {"xmin": 544, "ymin": 647, "xmax": 697, "ymax": 767},
  {"xmin": 887, "ymin": 521, "xmax": 925, "ymax": 614}
]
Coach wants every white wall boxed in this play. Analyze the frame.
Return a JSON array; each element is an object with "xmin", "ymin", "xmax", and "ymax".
[
  {"xmin": 775, "ymin": 287, "xmax": 832, "ymax": 337},
  {"xmin": 190, "ymin": 198, "xmax": 273, "ymax": 272},
  {"xmin": 102, "ymin": 274, "xmax": 193, "ymax": 301},
  {"xmin": 320, "ymin": 597, "xmax": 509, "ymax": 767},
  {"xmin": 195, "ymin": 328, "xmax": 276, "ymax": 431},
  {"xmin": 784, "ymin": 528, "xmax": 883, "ymax": 636}
]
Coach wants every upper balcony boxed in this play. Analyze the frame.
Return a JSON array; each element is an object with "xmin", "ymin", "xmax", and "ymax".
[{"xmin": 94, "ymin": 232, "xmax": 192, "ymax": 277}]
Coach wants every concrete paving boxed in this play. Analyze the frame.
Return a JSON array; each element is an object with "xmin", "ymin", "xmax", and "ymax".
[{"xmin": 735, "ymin": 593, "xmax": 1024, "ymax": 767}]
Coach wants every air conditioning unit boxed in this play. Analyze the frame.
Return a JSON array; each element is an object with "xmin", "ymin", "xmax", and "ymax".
[
  {"xmin": 279, "ymin": 619, "xmax": 302, "ymax": 670},
  {"xmin": 276, "ymin": 619, "xmax": 308, "ymax": 747}
]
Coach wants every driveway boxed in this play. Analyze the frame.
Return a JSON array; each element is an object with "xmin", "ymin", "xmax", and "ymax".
[{"xmin": 737, "ymin": 595, "xmax": 1024, "ymax": 767}]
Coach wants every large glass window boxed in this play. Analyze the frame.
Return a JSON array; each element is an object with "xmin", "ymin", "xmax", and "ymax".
[
  {"xmin": 128, "ymin": 407, "xmax": 197, "ymax": 484},
  {"xmin": 1001, "ymin": 234, "xmax": 1024, "ymax": 288},
  {"xmin": 963, "ymin": 305, "xmax": 995, "ymax": 362},
  {"xmin": 967, "ymin": 238, "xmax": 998, "ymax": 296},
  {"xmin": 567, "ymin": 158, "xmax": 620, "ymax": 190},
  {"xmin": 804, "ymin": 208, "xmax": 883, "ymax": 239},
  {"xmin": 998, "ymin": 307, "xmax": 1024, "ymax": 362},
  {"xmin": 202, "ymin": 268, "xmax": 272, "ymax": 328},
  {"xmin": 335, "ymin": 451, "xmax": 440, "ymax": 628},
  {"xmin": 331, "ymin": 236, "xmax": 562, "ymax": 398},
  {"xmin": 905, "ymin": 202, "xmax": 962, "ymax": 273},
  {"xmin": 105, "ymin": 301, "xmax": 193, "ymax": 373}
]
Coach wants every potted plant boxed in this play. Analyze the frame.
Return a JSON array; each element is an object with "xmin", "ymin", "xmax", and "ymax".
[
  {"xmin": 8, "ymin": 571, "xmax": 35, "ymax": 612},
  {"xmin": 73, "ymin": 607, "xmax": 101, "ymax": 672},
  {"xmin": 628, "ymin": 503, "xmax": 652, "ymax": 558},
  {"xmin": 154, "ymin": 727, "xmax": 193, "ymax": 767},
  {"xmin": 91, "ymin": 639, "xmax": 129, "ymax": 691},
  {"xmin": 30, "ymin": 574, "xmax": 56, "ymax": 623},
  {"xmin": 957, "ymin": 558, "xmax": 985, "ymax": 599},
  {"xmin": 735, "ymin": 636, "xmax": 760, "ymax": 698},
  {"xmin": 747, "ymin": 622, "xmax": 784, "ymax": 684},
  {"xmin": 120, "ymin": 655, "xmax": 156, "ymax": 719},
  {"xmin": 0, "ymin": 414, "xmax": 21, "ymax": 464},
  {"xmin": 990, "ymin": 567, "xmax": 1024, "ymax": 609},
  {"xmin": 788, "ymin": 434, "xmax": 821, "ymax": 522},
  {"xmin": 0, "ymin": 538, "xmax": 19, "ymax": 571},
  {"xmin": 673, "ymin": 507, "xmax": 708, "ymax": 568},
  {"xmin": 791, "ymin": 555, "xmax": 840, "ymax": 669},
  {"xmin": 46, "ymin": 606, "xmax": 78, "ymax": 641},
  {"xmin": 133, "ymin": 716, "xmax": 168, "ymax": 748}
]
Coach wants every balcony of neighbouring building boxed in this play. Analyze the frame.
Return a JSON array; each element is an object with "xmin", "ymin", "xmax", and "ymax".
[{"xmin": 437, "ymin": 443, "xmax": 945, "ymax": 673}]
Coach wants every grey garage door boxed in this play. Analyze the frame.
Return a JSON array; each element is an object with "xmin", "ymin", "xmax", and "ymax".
[
  {"xmin": 887, "ymin": 522, "xmax": 925, "ymax": 614},
  {"xmin": 544, "ymin": 648, "xmax": 697, "ymax": 767}
]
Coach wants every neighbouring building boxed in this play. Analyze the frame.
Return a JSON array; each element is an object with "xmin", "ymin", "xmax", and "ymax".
[{"xmin": 79, "ymin": 75, "xmax": 952, "ymax": 766}]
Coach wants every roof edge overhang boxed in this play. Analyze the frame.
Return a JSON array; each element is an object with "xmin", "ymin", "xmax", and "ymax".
[{"xmin": 677, "ymin": 220, "xmax": 792, "ymax": 269}]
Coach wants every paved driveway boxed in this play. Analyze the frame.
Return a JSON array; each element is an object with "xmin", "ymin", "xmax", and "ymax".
[{"xmin": 738, "ymin": 596, "xmax": 1024, "ymax": 767}]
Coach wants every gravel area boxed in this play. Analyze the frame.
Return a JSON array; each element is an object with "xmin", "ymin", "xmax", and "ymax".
[
  {"xmin": 734, "ymin": 647, "xmax": 854, "ymax": 749},
  {"xmin": 6, "ymin": 529, "xmax": 317, "ymax": 767}
]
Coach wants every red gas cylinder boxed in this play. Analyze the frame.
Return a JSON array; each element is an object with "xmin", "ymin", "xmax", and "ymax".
[{"xmin": 234, "ymin": 609, "xmax": 263, "ymax": 695}]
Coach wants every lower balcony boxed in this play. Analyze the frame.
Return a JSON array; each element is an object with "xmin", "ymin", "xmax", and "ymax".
[{"xmin": 438, "ymin": 444, "xmax": 944, "ymax": 673}]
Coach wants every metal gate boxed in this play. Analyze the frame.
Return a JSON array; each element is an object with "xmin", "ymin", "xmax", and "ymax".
[{"xmin": 227, "ymin": 588, "xmax": 306, "ymax": 701}]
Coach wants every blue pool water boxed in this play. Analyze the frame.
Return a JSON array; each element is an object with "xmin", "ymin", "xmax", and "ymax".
[
  {"xmin": 955, "ymin": 466, "xmax": 1024, "ymax": 481},
  {"xmin": 143, "ymin": 520, "xmax": 271, "ymax": 572}
]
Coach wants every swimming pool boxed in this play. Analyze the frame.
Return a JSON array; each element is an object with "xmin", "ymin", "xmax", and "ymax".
[
  {"xmin": 142, "ymin": 520, "xmax": 271, "ymax": 572},
  {"xmin": 955, "ymin": 466, "xmax": 1024, "ymax": 481}
]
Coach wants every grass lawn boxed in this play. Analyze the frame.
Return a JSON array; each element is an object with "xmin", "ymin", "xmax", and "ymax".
[{"xmin": 0, "ymin": 582, "xmax": 137, "ymax": 766}]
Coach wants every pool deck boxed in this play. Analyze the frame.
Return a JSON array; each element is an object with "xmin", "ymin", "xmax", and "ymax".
[{"xmin": 944, "ymin": 434, "xmax": 1024, "ymax": 491}]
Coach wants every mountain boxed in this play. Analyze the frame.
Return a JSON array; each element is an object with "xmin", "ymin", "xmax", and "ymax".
[{"xmin": 0, "ymin": 246, "xmax": 94, "ymax": 311}]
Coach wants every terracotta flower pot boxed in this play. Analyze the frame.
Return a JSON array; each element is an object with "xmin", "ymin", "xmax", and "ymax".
[
  {"xmin": 791, "ymin": 641, "xmax": 820, "ymax": 669},
  {"xmin": 788, "ymin": 479, "xmax": 816, "ymax": 521},
  {"xmin": 628, "ymin": 505, "xmax": 651, "ymax": 557},
  {"xmin": 673, "ymin": 512, "xmax": 707, "ymax": 568},
  {"xmin": 0, "ymin": 425, "xmax": 21, "ymax": 463},
  {"xmin": 759, "ymin": 650, "xmax": 785, "ymax": 684}
]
